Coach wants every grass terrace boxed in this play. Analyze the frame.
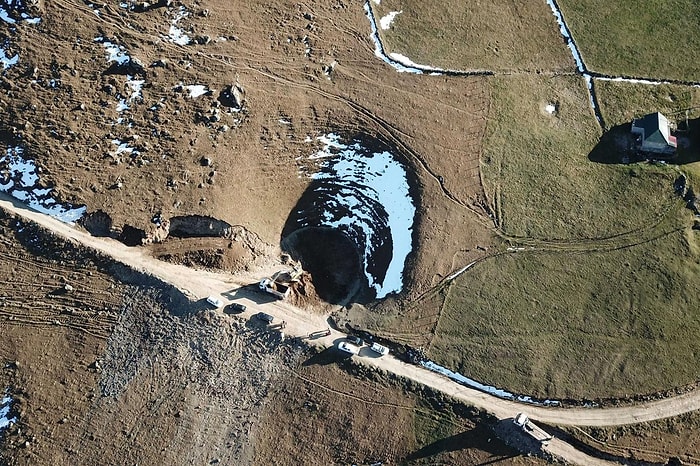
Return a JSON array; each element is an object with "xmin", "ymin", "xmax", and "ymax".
[
  {"xmin": 429, "ymin": 224, "xmax": 700, "ymax": 400},
  {"xmin": 594, "ymin": 80, "xmax": 700, "ymax": 129},
  {"xmin": 371, "ymin": 0, "xmax": 573, "ymax": 72},
  {"xmin": 481, "ymin": 74, "xmax": 681, "ymax": 240},
  {"xmin": 425, "ymin": 73, "xmax": 700, "ymax": 399},
  {"xmin": 557, "ymin": 0, "xmax": 700, "ymax": 81}
]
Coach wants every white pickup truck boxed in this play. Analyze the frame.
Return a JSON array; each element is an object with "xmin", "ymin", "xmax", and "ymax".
[{"xmin": 514, "ymin": 413, "xmax": 552, "ymax": 445}]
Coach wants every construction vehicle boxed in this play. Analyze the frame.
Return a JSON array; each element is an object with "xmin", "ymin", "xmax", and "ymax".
[
  {"xmin": 258, "ymin": 267, "xmax": 302, "ymax": 300},
  {"xmin": 513, "ymin": 413, "xmax": 552, "ymax": 445}
]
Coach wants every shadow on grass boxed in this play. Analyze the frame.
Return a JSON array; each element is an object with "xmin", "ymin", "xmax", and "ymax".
[{"xmin": 404, "ymin": 424, "xmax": 516, "ymax": 464}]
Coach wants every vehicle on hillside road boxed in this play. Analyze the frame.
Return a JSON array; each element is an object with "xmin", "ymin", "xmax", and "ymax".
[
  {"xmin": 337, "ymin": 341, "xmax": 360, "ymax": 355},
  {"xmin": 225, "ymin": 302, "xmax": 246, "ymax": 313},
  {"xmin": 256, "ymin": 312, "xmax": 274, "ymax": 324},
  {"xmin": 206, "ymin": 295, "xmax": 224, "ymax": 308},
  {"xmin": 369, "ymin": 342, "xmax": 389, "ymax": 356},
  {"xmin": 347, "ymin": 335, "xmax": 363, "ymax": 346}
]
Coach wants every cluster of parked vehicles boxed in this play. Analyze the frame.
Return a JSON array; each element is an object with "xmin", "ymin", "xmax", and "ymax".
[
  {"xmin": 207, "ymin": 293, "xmax": 389, "ymax": 358},
  {"xmin": 338, "ymin": 336, "xmax": 389, "ymax": 357}
]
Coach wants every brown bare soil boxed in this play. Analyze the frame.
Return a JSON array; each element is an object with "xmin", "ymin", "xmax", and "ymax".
[
  {"xmin": 253, "ymin": 353, "xmax": 545, "ymax": 466},
  {"xmin": 0, "ymin": 211, "xmax": 546, "ymax": 465}
]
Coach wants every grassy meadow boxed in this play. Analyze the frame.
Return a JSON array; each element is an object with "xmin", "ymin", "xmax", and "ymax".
[
  {"xmin": 557, "ymin": 0, "xmax": 700, "ymax": 81},
  {"xmin": 371, "ymin": 0, "xmax": 573, "ymax": 72},
  {"xmin": 426, "ymin": 74, "xmax": 700, "ymax": 399},
  {"xmin": 481, "ymin": 74, "xmax": 681, "ymax": 240},
  {"xmin": 430, "ymin": 224, "xmax": 700, "ymax": 400}
]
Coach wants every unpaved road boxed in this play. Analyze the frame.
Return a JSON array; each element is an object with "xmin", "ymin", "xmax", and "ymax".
[{"xmin": 2, "ymin": 191, "xmax": 698, "ymax": 465}]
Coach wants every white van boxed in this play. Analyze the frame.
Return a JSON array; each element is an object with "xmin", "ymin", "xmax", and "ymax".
[
  {"xmin": 369, "ymin": 342, "xmax": 389, "ymax": 356},
  {"xmin": 206, "ymin": 295, "xmax": 224, "ymax": 308}
]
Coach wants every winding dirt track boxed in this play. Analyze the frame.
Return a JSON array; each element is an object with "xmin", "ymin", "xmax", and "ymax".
[{"xmin": 2, "ymin": 191, "xmax": 699, "ymax": 465}]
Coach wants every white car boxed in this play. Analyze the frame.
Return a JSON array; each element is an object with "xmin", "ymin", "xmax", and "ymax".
[
  {"xmin": 206, "ymin": 295, "xmax": 224, "ymax": 308},
  {"xmin": 337, "ymin": 341, "xmax": 360, "ymax": 355},
  {"xmin": 369, "ymin": 342, "xmax": 389, "ymax": 356}
]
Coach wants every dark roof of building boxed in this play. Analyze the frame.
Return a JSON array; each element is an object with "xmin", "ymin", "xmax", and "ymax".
[{"xmin": 632, "ymin": 112, "xmax": 676, "ymax": 147}]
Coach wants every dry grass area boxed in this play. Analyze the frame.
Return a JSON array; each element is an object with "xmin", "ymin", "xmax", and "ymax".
[
  {"xmin": 372, "ymin": 0, "xmax": 574, "ymax": 72},
  {"xmin": 253, "ymin": 354, "xmax": 546, "ymax": 465},
  {"xmin": 557, "ymin": 0, "xmax": 700, "ymax": 81},
  {"xmin": 572, "ymin": 411, "xmax": 700, "ymax": 464},
  {"xmin": 594, "ymin": 80, "xmax": 700, "ymax": 130}
]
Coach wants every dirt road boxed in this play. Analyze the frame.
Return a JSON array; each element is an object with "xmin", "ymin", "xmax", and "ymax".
[{"xmin": 2, "ymin": 191, "xmax": 698, "ymax": 464}]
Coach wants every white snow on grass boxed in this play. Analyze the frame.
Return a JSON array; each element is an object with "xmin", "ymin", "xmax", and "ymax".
[
  {"xmin": 168, "ymin": 6, "xmax": 191, "ymax": 45},
  {"xmin": 421, "ymin": 360, "xmax": 561, "ymax": 407},
  {"xmin": 544, "ymin": 0, "xmax": 584, "ymax": 74},
  {"xmin": 379, "ymin": 10, "xmax": 401, "ymax": 30},
  {"xmin": 594, "ymin": 75, "xmax": 669, "ymax": 86},
  {"xmin": 1, "ymin": 390, "xmax": 16, "ymax": 432},
  {"xmin": 184, "ymin": 84, "xmax": 209, "ymax": 98},
  {"xmin": 0, "ymin": 147, "xmax": 86, "ymax": 224},
  {"xmin": 94, "ymin": 37, "xmax": 131, "ymax": 65},
  {"xmin": 310, "ymin": 133, "xmax": 416, "ymax": 298},
  {"xmin": 363, "ymin": 2, "xmax": 461, "ymax": 75},
  {"xmin": 0, "ymin": 43, "xmax": 18, "ymax": 69},
  {"xmin": 0, "ymin": 6, "xmax": 15, "ymax": 23},
  {"xmin": 446, "ymin": 261, "xmax": 476, "ymax": 281}
]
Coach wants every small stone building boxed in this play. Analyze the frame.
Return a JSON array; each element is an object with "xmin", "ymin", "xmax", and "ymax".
[{"xmin": 631, "ymin": 112, "xmax": 677, "ymax": 156}]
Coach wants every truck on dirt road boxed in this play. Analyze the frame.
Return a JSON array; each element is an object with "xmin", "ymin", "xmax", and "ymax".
[
  {"xmin": 259, "ymin": 267, "xmax": 302, "ymax": 300},
  {"xmin": 514, "ymin": 413, "xmax": 552, "ymax": 445}
]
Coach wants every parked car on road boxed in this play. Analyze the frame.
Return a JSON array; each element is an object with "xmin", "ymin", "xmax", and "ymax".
[
  {"xmin": 347, "ymin": 335, "xmax": 363, "ymax": 346},
  {"xmin": 206, "ymin": 295, "xmax": 224, "ymax": 308},
  {"xmin": 369, "ymin": 342, "xmax": 389, "ymax": 356},
  {"xmin": 338, "ymin": 341, "xmax": 360, "ymax": 355},
  {"xmin": 256, "ymin": 312, "xmax": 274, "ymax": 324},
  {"xmin": 224, "ymin": 303, "xmax": 246, "ymax": 313}
]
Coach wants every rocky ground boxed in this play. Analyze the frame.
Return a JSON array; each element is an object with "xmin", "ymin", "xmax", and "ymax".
[{"xmin": 0, "ymin": 210, "xmax": 548, "ymax": 465}]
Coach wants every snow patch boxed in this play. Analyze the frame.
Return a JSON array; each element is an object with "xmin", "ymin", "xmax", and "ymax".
[
  {"xmin": 1, "ymin": 390, "xmax": 16, "ymax": 433},
  {"xmin": 0, "ymin": 6, "xmax": 15, "ymax": 23},
  {"xmin": 0, "ymin": 42, "xmax": 18, "ymax": 69},
  {"xmin": 303, "ymin": 133, "xmax": 416, "ymax": 298},
  {"xmin": 421, "ymin": 360, "xmax": 561, "ymax": 407},
  {"xmin": 379, "ymin": 10, "xmax": 401, "ymax": 30},
  {"xmin": 0, "ymin": 146, "xmax": 86, "ymax": 224},
  {"xmin": 169, "ymin": 7, "xmax": 191, "ymax": 45},
  {"xmin": 111, "ymin": 139, "xmax": 138, "ymax": 155},
  {"xmin": 95, "ymin": 37, "xmax": 132, "ymax": 65},
  {"xmin": 184, "ymin": 84, "xmax": 209, "ymax": 98}
]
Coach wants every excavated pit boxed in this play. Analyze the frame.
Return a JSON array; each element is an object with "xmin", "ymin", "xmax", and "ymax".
[{"xmin": 282, "ymin": 133, "xmax": 417, "ymax": 305}]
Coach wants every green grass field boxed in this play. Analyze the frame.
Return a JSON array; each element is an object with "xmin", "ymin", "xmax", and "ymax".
[
  {"xmin": 481, "ymin": 75, "xmax": 680, "ymax": 240},
  {"xmin": 426, "ymin": 74, "xmax": 700, "ymax": 399},
  {"xmin": 430, "ymin": 224, "xmax": 700, "ymax": 400},
  {"xmin": 371, "ymin": 0, "xmax": 573, "ymax": 72},
  {"xmin": 557, "ymin": 0, "xmax": 700, "ymax": 81}
]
